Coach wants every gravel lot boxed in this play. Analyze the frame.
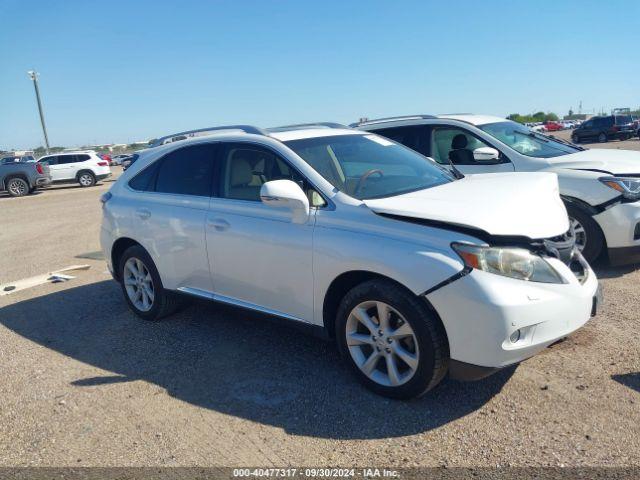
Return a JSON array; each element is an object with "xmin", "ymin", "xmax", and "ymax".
[{"xmin": 0, "ymin": 145, "xmax": 639, "ymax": 468}]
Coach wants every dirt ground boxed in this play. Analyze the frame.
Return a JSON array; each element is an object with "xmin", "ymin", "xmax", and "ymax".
[{"xmin": 0, "ymin": 149, "xmax": 639, "ymax": 468}]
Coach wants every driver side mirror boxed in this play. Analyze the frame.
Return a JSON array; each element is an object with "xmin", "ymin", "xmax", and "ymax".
[
  {"xmin": 260, "ymin": 180, "xmax": 310, "ymax": 224},
  {"xmin": 473, "ymin": 147, "xmax": 500, "ymax": 163}
]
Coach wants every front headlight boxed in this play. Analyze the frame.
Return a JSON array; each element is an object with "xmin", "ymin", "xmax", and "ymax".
[
  {"xmin": 599, "ymin": 176, "xmax": 640, "ymax": 200},
  {"xmin": 451, "ymin": 243, "xmax": 565, "ymax": 284}
]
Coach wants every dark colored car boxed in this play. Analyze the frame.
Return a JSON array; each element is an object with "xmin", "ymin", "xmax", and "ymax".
[
  {"xmin": 572, "ymin": 115, "xmax": 635, "ymax": 143},
  {"xmin": 0, "ymin": 160, "xmax": 51, "ymax": 197}
]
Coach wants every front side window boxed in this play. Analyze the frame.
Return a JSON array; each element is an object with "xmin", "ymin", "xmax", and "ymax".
[
  {"xmin": 219, "ymin": 144, "xmax": 305, "ymax": 202},
  {"xmin": 38, "ymin": 156, "xmax": 57, "ymax": 165},
  {"xmin": 431, "ymin": 127, "xmax": 499, "ymax": 165},
  {"xmin": 284, "ymin": 134, "xmax": 453, "ymax": 200},
  {"xmin": 480, "ymin": 121, "xmax": 580, "ymax": 158}
]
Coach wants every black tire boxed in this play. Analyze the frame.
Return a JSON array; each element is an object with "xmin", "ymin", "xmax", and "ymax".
[
  {"xmin": 621, "ymin": 134, "xmax": 631, "ymax": 141},
  {"xmin": 118, "ymin": 245, "xmax": 184, "ymax": 321},
  {"xmin": 77, "ymin": 171, "xmax": 96, "ymax": 187},
  {"xmin": 571, "ymin": 134, "xmax": 580, "ymax": 144},
  {"xmin": 565, "ymin": 204, "xmax": 605, "ymax": 263},
  {"xmin": 5, "ymin": 177, "xmax": 29, "ymax": 197},
  {"xmin": 336, "ymin": 279, "xmax": 449, "ymax": 399},
  {"xmin": 598, "ymin": 132, "xmax": 607, "ymax": 143}
]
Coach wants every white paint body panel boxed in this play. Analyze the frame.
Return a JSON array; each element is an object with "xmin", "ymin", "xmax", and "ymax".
[
  {"xmin": 365, "ymin": 172, "xmax": 568, "ymax": 239},
  {"xmin": 101, "ymin": 129, "xmax": 597, "ymax": 370}
]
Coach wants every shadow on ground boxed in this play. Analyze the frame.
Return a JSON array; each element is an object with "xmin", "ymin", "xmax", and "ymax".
[
  {"xmin": 593, "ymin": 262, "xmax": 640, "ymax": 279},
  {"xmin": 612, "ymin": 372, "xmax": 640, "ymax": 394},
  {"xmin": 0, "ymin": 281, "xmax": 514, "ymax": 439}
]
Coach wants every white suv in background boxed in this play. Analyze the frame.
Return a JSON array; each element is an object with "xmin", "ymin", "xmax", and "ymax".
[
  {"xmin": 355, "ymin": 115, "xmax": 640, "ymax": 265},
  {"xmin": 100, "ymin": 123, "xmax": 598, "ymax": 399},
  {"xmin": 38, "ymin": 151, "xmax": 111, "ymax": 187}
]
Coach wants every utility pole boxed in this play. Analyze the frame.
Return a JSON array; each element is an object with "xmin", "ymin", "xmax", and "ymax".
[{"xmin": 27, "ymin": 70, "xmax": 50, "ymax": 154}]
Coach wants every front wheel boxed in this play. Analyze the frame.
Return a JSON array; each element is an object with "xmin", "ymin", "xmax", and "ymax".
[
  {"xmin": 571, "ymin": 134, "xmax": 580, "ymax": 144},
  {"xmin": 118, "ymin": 245, "xmax": 183, "ymax": 321},
  {"xmin": 566, "ymin": 204, "xmax": 604, "ymax": 263},
  {"xmin": 336, "ymin": 279, "xmax": 449, "ymax": 399}
]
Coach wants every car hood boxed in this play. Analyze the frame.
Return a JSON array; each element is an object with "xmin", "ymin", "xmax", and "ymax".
[
  {"xmin": 548, "ymin": 149, "xmax": 640, "ymax": 175},
  {"xmin": 363, "ymin": 172, "xmax": 568, "ymax": 239}
]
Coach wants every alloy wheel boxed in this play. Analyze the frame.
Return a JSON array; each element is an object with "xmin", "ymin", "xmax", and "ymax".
[
  {"xmin": 8, "ymin": 179, "xmax": 27, "ymax": 196},
  {"xmin": 570, "ymin": 217, "xmax": 587, "ymax": 252},
  {"xmin": 123, "ymin": 257, "xmax": 155, "ymax": 312},
  {"xmin": 345, "ymin": 300, "xmax": 419, "ymax": 387},
  {"xmin": 79, "ymin": 174, "xmax": 94, "ymax": 186}
]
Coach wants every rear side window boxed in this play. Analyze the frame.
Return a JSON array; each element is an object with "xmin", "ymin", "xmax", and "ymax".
[
  {"xmin": 128, "ymin": 160, "xmax": 158, "ymax": 192},
  {"xmin": 58, "ymin": 155, "xmax": 77, "ymax": 164},
  {"xmin": 154, "ymin": 144, "xmax": 217, "ymax": 196},
  {"xmin": 77, "ymin": 154, "xmax": 91, "ymax": 162},
  {"xmin": 615, "ymin": 115, "xmax": 632, "ymax": 125},
  {"xmin": 371, "ymin": 126, "xmax": 430, "ymax": 156}
]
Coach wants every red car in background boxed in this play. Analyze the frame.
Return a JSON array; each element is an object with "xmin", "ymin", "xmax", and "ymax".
[
  {"xmin": 99, "ymin": 153, "xmax": 114, "ymax": 165},
  {"xmin": 543, "ymin": 121, "xmax": 564, "ymax": 132}
]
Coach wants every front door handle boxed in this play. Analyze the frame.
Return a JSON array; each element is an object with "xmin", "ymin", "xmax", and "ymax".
[
  {"xmin": 207, "ymin": 218, "xmax": 230, "ymax": 231},
  {"xmin": 135, "ymin": 208, "xmax": 151, "ymax": 220}
]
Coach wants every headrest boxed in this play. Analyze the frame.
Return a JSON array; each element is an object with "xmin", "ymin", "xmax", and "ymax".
[
  {"xmin": 451, "ymin": 134, "xmax": 468, "ymax": 149},
  {"xmin": 230, "ymin": 156, "xmax": 254, "ymax": 186}
]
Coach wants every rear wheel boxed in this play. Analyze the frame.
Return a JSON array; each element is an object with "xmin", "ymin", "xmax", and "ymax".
[
  {"xmin": 6, "ymin": 177, "xmax": 29, "ymax": 197},
  {"xmin": 118, "ymin": 245, "xmax": 183, "ymax": 321},
  {"xmin": 566, "ymin": 204, "xmax": 604, "ymax": 263},
  {"xmin": 571, "ymin": 133, "xmax": 580, "ymax": 144},
  {"xmin": 78, "ymin": 172, "xmax": 96, "ymax": 187},
  {"xmin": 598, "ymin": 132, "xmax": 607, "ymax": 143},
  {"xmin": 336, "ymin": 279, "xmax": 449, "ymax": 399}
]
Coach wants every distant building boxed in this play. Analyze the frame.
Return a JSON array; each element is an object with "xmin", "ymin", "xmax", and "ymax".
[{"xmin": 564, "ymin": 113, "xmax": 595, "ymax": 121}]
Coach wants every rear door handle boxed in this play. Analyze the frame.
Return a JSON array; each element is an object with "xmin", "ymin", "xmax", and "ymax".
[
  {"xmin": 207, "ymin": 218, "xmax": 230, "ymax": 231},
  {"xmin": 135, "ymin": 208, "xmax": 151, "ymax": 220}
]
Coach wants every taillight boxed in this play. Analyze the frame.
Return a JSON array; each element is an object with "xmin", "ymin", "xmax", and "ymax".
[
  {"xmin": 36, "ymin": 163, "xmax": 43, "ymax": 174},
  {"xmin": 97, "ymin": 161, "xmax": 109, "ymax": 166}
]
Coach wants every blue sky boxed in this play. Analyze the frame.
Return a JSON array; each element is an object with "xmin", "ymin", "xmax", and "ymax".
[{"xmin": 1, "ymin": 0, "xmax": 639, "ymax": 149}]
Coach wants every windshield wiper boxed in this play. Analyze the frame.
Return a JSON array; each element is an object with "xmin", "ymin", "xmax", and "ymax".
[{"xmin": 546, "ymin": 134, "xmax": 586, "ymax": 151}]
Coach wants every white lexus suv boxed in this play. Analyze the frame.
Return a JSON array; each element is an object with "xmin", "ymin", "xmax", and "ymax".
[
  {"xmin": 38, "ymin": 151, "xmax": 111, "ymax": 187},
  {"xmin": 355, "ymin": 115, "xmax": 640, "ymax": 265},
  {"xmin": 100, "ymin": 123, "xmax": 599, "ymax": 399}
]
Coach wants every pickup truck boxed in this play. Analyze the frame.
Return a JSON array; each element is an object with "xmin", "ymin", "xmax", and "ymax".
[{"xmin": 0, "ymin": 159, "xmax": 52, "ymax": 197}]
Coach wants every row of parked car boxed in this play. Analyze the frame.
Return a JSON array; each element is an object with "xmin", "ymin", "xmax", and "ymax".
[
  {"xmin": 99, "ymin": 113, "xmax": 640, "ymax": 399},
  {"xmin": 0, "ymin": 150, "xmax": 113, "ymax": 196},
  {"xmin": 527, "ymin": 120, "xmax": 581, "ymax": 132}
]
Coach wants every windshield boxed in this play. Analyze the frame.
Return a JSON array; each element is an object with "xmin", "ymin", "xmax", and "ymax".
[
  {"xmin": 284, "ymin": 134, "xmax": 454, "ymax": 200},
  {"xmin": 479, "ymin": 121, "xmax": 580, "ymax": 158}
]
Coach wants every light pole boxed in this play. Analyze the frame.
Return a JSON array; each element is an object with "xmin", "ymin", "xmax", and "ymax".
[{"xmin": 27, "ymin": 70, "xmax": 50, "ymax": 154}]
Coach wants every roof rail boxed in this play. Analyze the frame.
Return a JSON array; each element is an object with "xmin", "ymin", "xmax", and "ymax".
[
  {"xmin": 349, "ymin": 115, "xmax": 436, "ymax": 127},
  {"xmin": 267, "ymin": 122, "xmax": 349, "ymax": 133},
  {"xmin": 148, "ymin": 125, "xmax": 268, "ymax": 148}
]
